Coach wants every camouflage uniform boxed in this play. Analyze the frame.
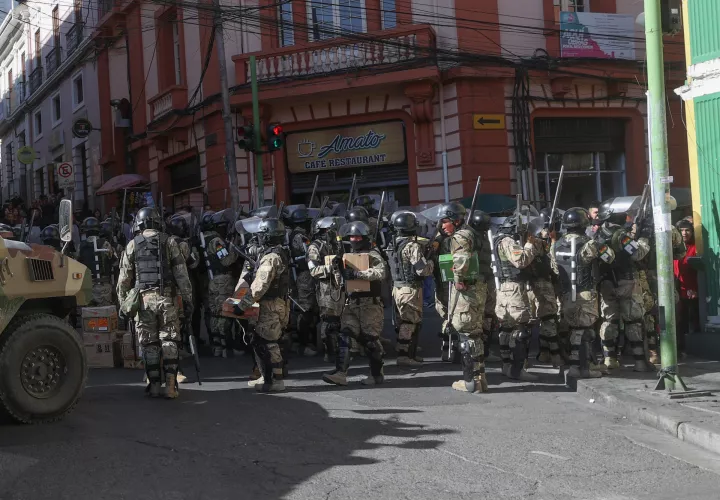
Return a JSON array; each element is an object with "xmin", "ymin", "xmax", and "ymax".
[
  {"xmin": 204, "ymin": 230, "xmax": 239, "ymax": 356},
  {"xmin": 237, "ymin": 245, "xmax": 290, "ymax": 391},
  {"xmin": 448, "ymin": 227, "xmax": 488, "ymax": 392},
  {"xmin": 529, "ymin": 240, "xmax": 562, "ymax": 365},
  {"xmin": 552, "ymin": 233, "xmax": 614, "ymax": 375},
  {"xmin": 494, "ymin": 234, "xmax": 540, "ymax": 378},
  {"xmin": 598, "ymin": 225, "xmax": 651, "ymax": 368},
  {"xmin": 289, "ymin": 227, "xmax": 317, "ymax": 353},
  {"xmin": 117, "ymin": 229, "xmax": 192, "ymax": 396},
  {"xmin": 76, "ymin": 236, "xmax": 116, "ymax": 307},
  {"xmin": 388, "ymin": 236, "xmax": 434, "ymax": 363},
  {"xmin": 433, "ymin": 234, "xmax": 454, "ymax": 353},
  {"xmin": 307, "ymin": 239, "xmax": 345, "ymax": 358}
]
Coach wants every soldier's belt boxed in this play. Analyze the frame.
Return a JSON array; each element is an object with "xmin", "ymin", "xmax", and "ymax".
[{"xmin": 392, "ymin": 281, "xmax": 422, "ymax": 289}]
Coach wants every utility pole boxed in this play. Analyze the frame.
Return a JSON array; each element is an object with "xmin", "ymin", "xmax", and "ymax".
[
  {"xmin": 214, "ymin": 0, "xmax": 239, "ymax": 213},
  {"xmin": 644, "ymin": 0, "xmax": 683, "ymax": 392},
  {"xmin": 250, "ymin": 55, "xmax": 264, "ymax": 206}
]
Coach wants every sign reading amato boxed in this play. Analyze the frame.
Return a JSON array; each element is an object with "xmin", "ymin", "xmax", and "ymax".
[{"xmin": 286, "ymin": 121, "xmax": 406, "ymax": 173}]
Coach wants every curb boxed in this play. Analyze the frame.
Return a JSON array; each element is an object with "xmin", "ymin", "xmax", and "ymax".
[{"xmin": 575, "ymin": 379, "xmax": 720, "ymax": 456}]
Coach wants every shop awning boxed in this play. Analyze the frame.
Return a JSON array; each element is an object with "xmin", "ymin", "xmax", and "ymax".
[{"xmin": 96, "ymin": 174, "xmax": 149, "ymax": 195}]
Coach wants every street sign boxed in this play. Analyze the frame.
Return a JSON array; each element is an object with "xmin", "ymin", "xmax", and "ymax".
[
  {"xmin": 472, "ymin": 114, "xmax": 506, "ymax": 130},
  {"xmin": 57, "ymin": 161, "xmax": 75, "ymax": 191},
  {"xmin": 72, "ymin": 118, "xmax": 93, "ymax": 139},
  {"xmin": 16, "ymin": 145, "xmax": 36, "ymax": 165}
]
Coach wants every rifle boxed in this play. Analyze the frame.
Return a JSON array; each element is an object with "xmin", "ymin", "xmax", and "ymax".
[
  {"xmin": 373, "ymin": 191, "xmax": 386, "ymax": 247},
  {"xmin": 198, "ymin": 208, "xmax": 214, "ymax": 280},
  {"xmin": 547, "ymin": 165, "xmax": 564, "ymax": 233},
  {"xmin": 348, "ymin": 174, "xmax": 357, "ymax": 205},
  {"xmin": 633, "ymin": 184, "xmax": 651, "ymax": 237},
  {"xmin": 309, "ymin": 174, "xmax": 319, "ymax": 209},
  {"xmin": 311, "ymin": 196, "xmax": 330, "ymax": 232},
  {"xmin": 182, "ymin": 316, "xmax": 202, "ymax": 385}
]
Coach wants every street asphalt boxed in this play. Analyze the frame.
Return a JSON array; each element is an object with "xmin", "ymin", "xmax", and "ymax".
[{"xmin": 2, "ymin": 310, "xmax": 720, "ymax": 500}]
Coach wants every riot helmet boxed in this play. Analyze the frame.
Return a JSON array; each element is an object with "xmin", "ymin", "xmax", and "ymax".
[
  {"xmin": 81, "ymin": 217, "xmax": 100, "ymax": 236},
  {"xmin": 283, "ymin": 204, "xmax": 310, "ymax": 226},
  {"xmin": 210, "ymin": 208, "xmax": 235, "ymax": 237},
  {"xmin": 353, "ymin": 195, "xmax": 377, "ymax": 216},
  {"xmin": 168, "ymin": 214, "xmax": 190, "ymax": 238},
  {"xmin": 249, "ymin": 205, "xmax": 279, "ymax": 219},
  {"xmin": 41, "ymin": 225, "xmax": 61, "ymax": 246},
  {"xmin": 347, "ymin": 206, "xmax": 369, "ymax": 224},
  {"xmin": 134, "ymin": 207, "xmax": 161, "ymax": 233},
  {"xmin": 339, "ymin": 220, "xmax": 371, "ymax": 252},
  {"xmin": 199, "ymin": 211, "xmax": 216, "ymax": 232},
  {"xmin": 99, "ymin": 220, "xmax": 113, "ymax": 238},
  {"xmin": 468, "ymin": 210, "xmax": 491, "ymax": 233},
  {"xmin": 390, "ymin": 211, "xmax": 419, "ymax": 235},
  {"xmin": 312, "ymin": 216, "xmax": 346, "ymax": 238},
  {"xmin": 436, "ymin": 202, "xmax": 466, "ymax": 224},
  {"xmin": 256, "ymin": 218, "xmax": 286, "ymax": 246},
  {"xmin": 596, "ymin": 198, "xmax": 633, "ymax": 226},
  {"xmin": 562, "ymin": 207, "xmax": 590, "ymax": 232},
  {"xmin": 0, "ymin": 223, "xmax": 15, "ymax": 239}
]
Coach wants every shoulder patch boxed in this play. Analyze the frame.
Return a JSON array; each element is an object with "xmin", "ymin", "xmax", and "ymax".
[{"xmin": 214, "ymin": 240, "xmax": 229, "ymax": 259}]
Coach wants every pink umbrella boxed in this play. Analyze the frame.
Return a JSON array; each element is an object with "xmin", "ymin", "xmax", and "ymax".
[{"xmin": 96, "ymin": 174, "xmax": 149, "ymax": 195}]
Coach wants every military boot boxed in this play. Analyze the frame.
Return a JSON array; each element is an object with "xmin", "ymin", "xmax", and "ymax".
[
  {"xmin": 362, "ymin": 365, "xmax": 385, "ymax": 386},
  {"xmin": 248, "ymin": 376, "xmax": 264, "ymax": 387},
  {"xmin": 147, "ymin": 382, "xmax": 162, "ymax": 398},
  {"xmin": 452, "ymin": 374, "xmax": 489, "ymax": 393},
  {"xmin": 536, "ymin": 351, "xmax": 552, "ymax": 364},
  {"xmin": 165, "ymin": 374, "xmax": 179, "ymax": 399},
  {"xmin": 257, "ymin": 379, "xmax": 285, "ymax": 392},
  {"xmin": 648, "ymin": 349, "xmax": 661, "ymax": 364},
  {"xmin": 396, "ymin": 356, "xmax": 422, "ymax": 368},
  {"xmin": 322, "ymin": 371, "xmax": 348, "ymax": 386},
  {"xmin": 508, "ymin": 344, "xmax": 539, "ymax": 382},
  {"xmin": 604, "ymin": 357, "xmax": 620, "ymax": 370},
  {"xmin": 176, "ymin": 372, "xmax": 188, "ymax": 384}
]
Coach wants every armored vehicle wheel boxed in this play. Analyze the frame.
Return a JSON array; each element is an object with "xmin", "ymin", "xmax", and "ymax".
[{"xmin": 0, "ymin": 314, "xmax": 87, "ymax": 424}]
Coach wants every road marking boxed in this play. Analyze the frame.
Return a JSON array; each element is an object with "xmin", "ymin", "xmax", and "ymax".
[{"xmin": 529, "ymin": 450, "xmax": 570, "ymax": 461}]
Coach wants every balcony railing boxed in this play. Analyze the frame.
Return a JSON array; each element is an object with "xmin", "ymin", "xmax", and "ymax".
[
  {"xmin": 29, "ymin": 66, "xmax": 43, "ymax": 95},
  {"xmin": 66, "ymin": 22, "xmax": 85, "ymax": 55},
  {"xmin": 3, "ymin": 93, "xmax": 10, "ymax": 117},
  {"xmin": 0, "ymin": 97, "xmax": 5, "ymax": 122},
  {"xmin": 147, "ymin": 85, "xmax": 188, "ymax": 121},
  {"xmin": 233, "ymin": 24, "xmax": 437, "ymax": 85},
  {"xmin": 46, "ymin": 47, "xmax": 63, "ymax": 77},
  {"xmin": 13, "ymin": 81, "xmax": 25, "ymax": 108}
]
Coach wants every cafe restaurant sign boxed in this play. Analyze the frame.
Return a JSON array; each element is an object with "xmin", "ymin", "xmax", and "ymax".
[{"xmin": 286, "ymin": 121, "xmax": 406, "ymax": 173}]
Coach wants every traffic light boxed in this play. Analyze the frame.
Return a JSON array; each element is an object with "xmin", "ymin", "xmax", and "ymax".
[
  {"xmin": 237, "ymin": 125, "xmax": 256, "ymax": 152},
  {"xmin": 266, "ymin": 123, "xmax": 284, "ymax": 152}
]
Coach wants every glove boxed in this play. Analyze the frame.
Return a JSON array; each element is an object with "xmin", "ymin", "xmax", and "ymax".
[
  {"xmin": 342, "ymin": 268, "xmax": 357, "ymax": 280},
  {"xmin": 639, "ymin": 224, "xmax": 654, "ymax": 240},
  {"xmin": 332, "ymin": 255, "xmax": 343, "ymax": 269},
  {"xmin": 233, "ymin": 303, "xmax": 246, "ymax": 316}
]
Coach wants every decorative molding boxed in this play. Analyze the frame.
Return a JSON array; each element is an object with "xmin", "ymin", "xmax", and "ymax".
[{"xmin": 404, "ymin": 80, "xmax": 435, "ymax": 166}]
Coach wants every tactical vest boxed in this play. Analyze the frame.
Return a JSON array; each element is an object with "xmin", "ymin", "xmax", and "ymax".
[
  {"xmin": 609, "ymin": 229, "xmax": 636, "ymax": 281},
  {"xmin": 476, "ymin": 230, "xmax": 492, "ymax": 278},
  {"xmin": 133, "ymin": 233, "xmax": 176, "ymax": 289},
  {"xmin": 530, "ymin": 251, "xmax": 553, "ymax": 280},
  {"xmin": 387, "ymin": 237, "xmax": 422, "ymax": 287},
  {"xmin": 78, "ymin": 238, "xmax": 112, "ymax": 281},
  {"xmin": 348, "ymin": 250, "xmax": 382, "ymax": 299},
  {"xmin": 204, "ymin": 232, "xmax": 232, "ymax": 275},
  {"xmin": 254, "ymin": 245, "xmax": 290, "ymax": 300},
  {"xmin": 492, "ymin": 233, "xmax": 531, "ymax": 283},
  {"xmin": 554, "ymin": 234, "xmax": 597, "ymax": 293}
]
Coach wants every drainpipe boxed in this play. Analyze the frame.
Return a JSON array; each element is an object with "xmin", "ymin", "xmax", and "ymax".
[{"xmin": 439, "ymin": 81, "xmax": 449, "ymax": 202}]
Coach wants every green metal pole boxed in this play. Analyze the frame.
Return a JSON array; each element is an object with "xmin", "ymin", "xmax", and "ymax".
[
  {"xmin": 644, "ymin": 0, "xmax": 681, "ymax": 392},
  {"xmin": 250, "ymin": 55, "xmax": 264, "ymax": 207}
]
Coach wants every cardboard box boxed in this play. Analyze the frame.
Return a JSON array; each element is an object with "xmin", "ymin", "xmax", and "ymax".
[
  {"xmin": 81, "ymin": 306, "xmax": 118, "ymax": 332},
  {"xmin": 221, "ymin": 280, "xmax": 260, "ymax": 319},
  {"xmin": 121, "ymin": 333, "xmax": 141, "ymax": 361},
  {"xmin": 84, "ymin": 340, "xmax": 123, "ymax": 368},
  {"xmin": 325, "ymin": 253, "xmax": 371, "ymax": 293}
]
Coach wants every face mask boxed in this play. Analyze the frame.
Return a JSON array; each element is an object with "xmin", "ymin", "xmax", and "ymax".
[{"xmin": 350, "ymin": 239, "xmax": 370, "ymax": 252}]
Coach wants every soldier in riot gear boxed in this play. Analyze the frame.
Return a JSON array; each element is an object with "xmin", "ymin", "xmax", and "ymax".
[
  {"xmin": 387, "ymin": 211, "xmax": 434, "ymax": 367},
  {"xmin": 350, "ymin": 199, "xmax": 378, "ymax": 236},
  {"xmin": 553, "ymin": 208, "xmax": 615, "ymax": 379},
  {"xmin": 594, "ymin": 198, "xmax": 652, "ymax": 371},
  {"xmin": 203, "ymin": 209, "xmax": 239, "ymax": 357},
  {"xmin": 307, "ymin": 216, "xmax": 346, "ymax": 362},
  {"xmin": 493, "ymin": 214, "xmax": 541, "ymax": 381},
  {"xmin": 283, "ymin": 205, "xmax": 318, "ymax": 356},
  {"xmin": 526, "ymin": 214, "xmax": 563, "ymax": 367},
  {"xmin": 117, "ymin": 207, "xmax": 193, "ymax": 398},
  {"xmin": 76, "ymin": 216, "xmax": 117, "ymax": 306},
  {"xmin": 233, "ymin": 218, "xmax": 290, "ymax": 392},
  {"xmin": 471, "ymin": 210, "xmax": 499, "ymax": 361},
  {"xmin": 40, "ymin": 224, "xmax": 62, "ymax": 251},
  {"xmin": 323, "ymin": 221, "xmax": 387, "ymax": 387}
]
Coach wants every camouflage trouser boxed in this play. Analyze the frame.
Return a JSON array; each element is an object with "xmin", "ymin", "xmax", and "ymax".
[
  {"xmin": 91, "ymin": 282, "xmax": 114, "ymax": 307},
  {"xmin": 532, "ymin": 278, "xmax": 560, "ymax": 358},
  {"xmin": 435, "ymin": 281, "xmax": 450, "ymax": 332},
  {"xmin": 495, "ymin": 281, "xmax": 532, "ymax": 364},
  {"xmin": 562, "ymin": 290, "xmax": 599, "ymax": 367},
  {"xmin": 208, "ymin": 273, "xmax": 235, "ymax": 351},
  {"xmin": 317, "ymin": 281, "xmax": 344, "ymax": 356},
  {"xmin": 392, "ymin": 285, "xmax": 423, "ymax": 355},
  {"xmin": 339, "ymin": 296, "xmax": 384, "ymax": 376},
  {"xmin": 135, "ymin": 290, "xmax": 182, "ymax": 382},
  {"xmin": 639, "ymin": 270, "xmax": 658, "ymax": 352},
  {"xmin": 294, "ymin": 270, "xmax": 318, "ymax": 348},
  {"xmin": 253, "ymin": 298, "xmax": 290, "ymax": 381},
  {"xmin": 450, "ymin": 281, "xmax": 486, "ymax": 381},
  {"xmin": 600, "ymin": 278, "xmax": 645, "ymax": 360},
  {"xmin": 191, "ymin": 271, "xmax": 210, "ymax": 342}
]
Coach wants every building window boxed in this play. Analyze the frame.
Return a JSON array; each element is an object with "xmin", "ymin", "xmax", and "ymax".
[
  {"xmin": 34, "ymin": 29, "xmax": 41, "ymax": 68},
  {"xmin": 381, "ymin": 0, "xmax": 396, "ymax": 29},
  {"xmin": 279, "ymin": 2, "xmax": 295, "ymax": 47},
  {"xmin": 308, "ymin": 0, "xmax": 365, "ymax": 41},
  {"xmin": 170, "ymin": 157, "xmax": 201, "ymax": 194},
  {"xmin": 51, "ymin": 93, "xmax": 62, "ymax": 126},
  {"xmin": 562, "ymin": 0, "xmax": 588, "ymax": 12},
  {"xmin": 72, "ymin": 72, "xmax": 84, "ymax": 110},
  {"xmin": 172, "ymin": 19, "xmax": 182, "ymax": 85},
  {"xmin": 34, "ymin": 110, "xmax": 42, "ymax": 138}
]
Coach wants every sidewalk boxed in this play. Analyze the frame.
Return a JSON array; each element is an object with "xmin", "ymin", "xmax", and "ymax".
[{"xmin": 575, "ymin": 357, "xmax": 720, "ymax": 455}]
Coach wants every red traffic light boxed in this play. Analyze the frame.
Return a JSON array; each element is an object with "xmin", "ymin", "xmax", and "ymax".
[{"xmin": 271, "ymin": 124, "xmax": 283, "ymax": 136}]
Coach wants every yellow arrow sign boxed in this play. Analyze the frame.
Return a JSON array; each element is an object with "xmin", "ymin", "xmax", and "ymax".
[{"xmin": 473, "ymin": 114, "xmax": 505, "ymax": 130}]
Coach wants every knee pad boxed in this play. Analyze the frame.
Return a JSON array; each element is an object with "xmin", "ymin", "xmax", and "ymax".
[
  {"xmin": 143, "ymin": 344, "xmax": 162, "ymax": 382},
  {"xmin": 162, "ymin": 341, "xmax": 180, "ymax": 375},
  {"xmin": 358, "ymin": 333, "xmax": 384, "ymax": 361},
  {"xmin": 517, "ymin": 325, "xmax": 532, "ymax": 342}
]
